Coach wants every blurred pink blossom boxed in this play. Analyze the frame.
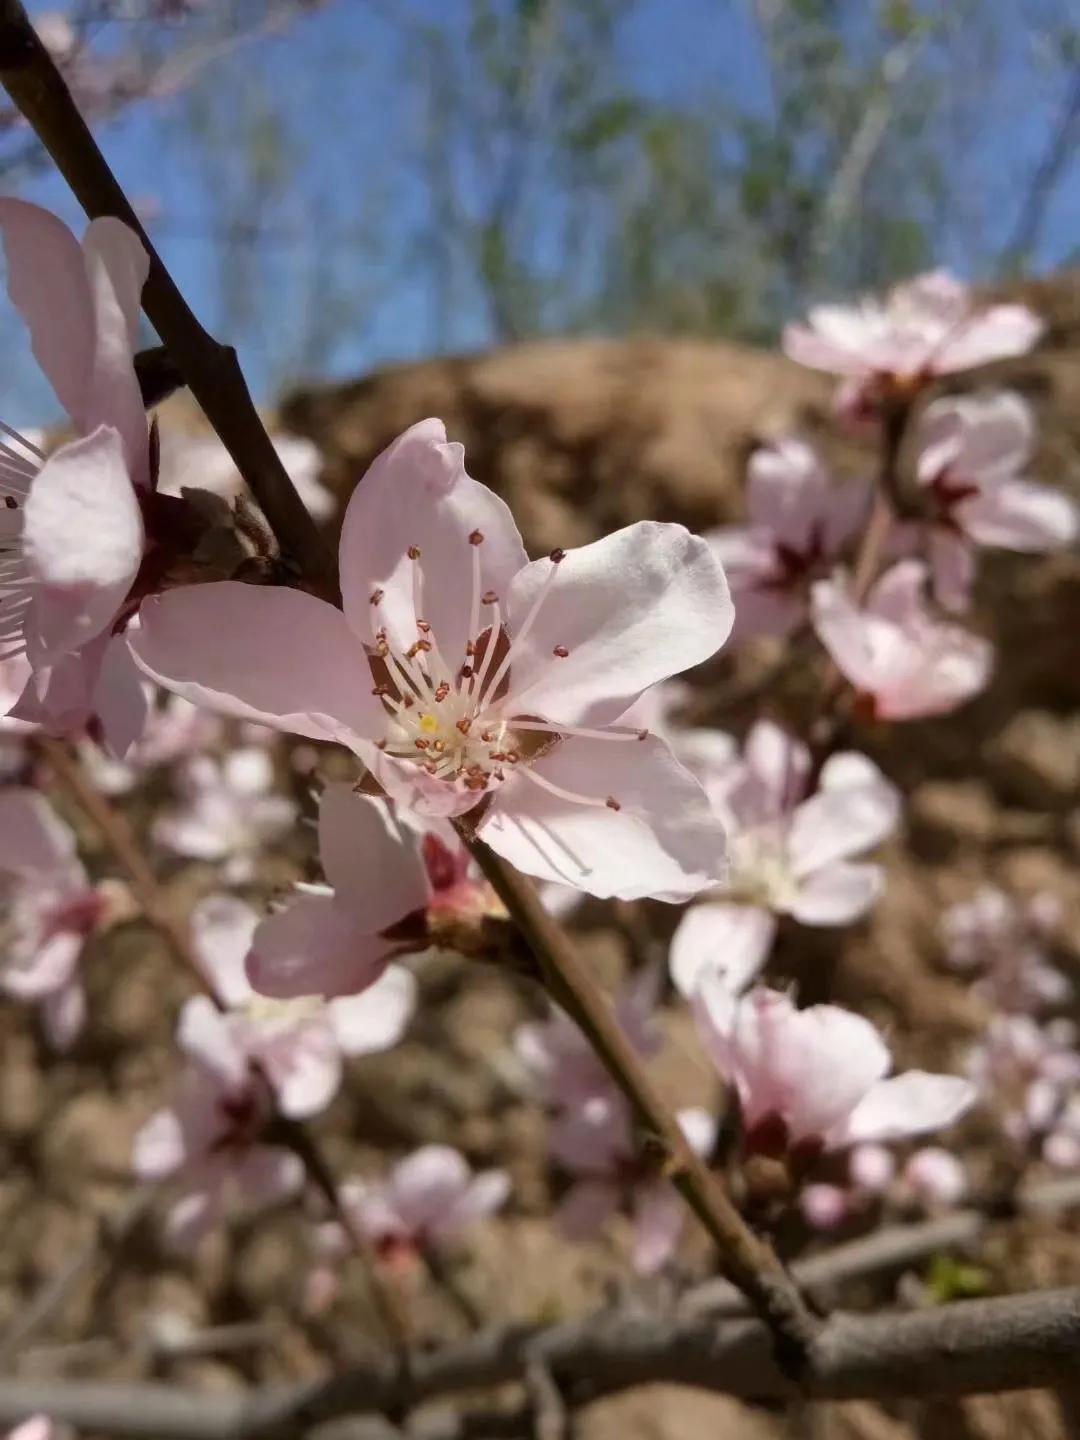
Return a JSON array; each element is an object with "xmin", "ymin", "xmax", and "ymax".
[
  {"xmin": 811, "ymin": 560, "xmax": 993, "ymax": 720},
  {"xmin": 801, "ymin": 1144, "xmax": 966, "ymax": 1230},
  {"xmin": 706, "ymin": 438, "xmax": 869, "ymax": 640},
  {"xmin": 966, "ymin": 1014, "xmax": 1080, "ymax": 1147},
  {"xmin": 190, "ymin": 893, "xmax": 416, "ymax": 1119},
  {"xmin": 132, "ymin": 419, "xmax": 732, "ymax": 901},
  {"xmin": 783, "ymin": 271, "xmax": 1043, "ymax": 389},
  {"xmin": 316, "ymin": 1145, "xmax": 509, "ymax": 1274},
  {"xmin": 901, "ymin": 393, "xmax": 1078, "ymax": 610},
  {"xmin": 131, "ymin": 994, "xmax": 303, "ymax": 1248},
  {"xmin": 152, "ymin": 745, "xmax": 296, "ymax": 883},
  {"xmin": 515, "ymin": 965, "xmax": 662, "ymax": 1110},
  {"xmin": 695, "ymin": 984, "xmax": 975, "ymax": 1161},
  {"xmin": 0, "ymin": 787, "xmax": 113, "ymax": 1048},
  {"xmin": 670, "ymin": 721, "xmax": 899, "ymax": 995},
  {"xmin": 156, "ymin": 430, "xmax": 335, "ymax": 522},
  {"xmin": 3, "ymin": 1418, "xmax": 53, "ymax": 1440},
  {"xmin": 551, "ymin": 1095, "xmax": 715, "ymax": 1274},
  {"xmin": 0, "ymin": 198, "xmax": 151, "ymax": 750},
  {"xmin": 942, "ymin": 886, "xmax": 1067, "ymax": 1014},
  {"xmin": 247, "ymin": 784, "xmax": 434, "ymax": 1002}
]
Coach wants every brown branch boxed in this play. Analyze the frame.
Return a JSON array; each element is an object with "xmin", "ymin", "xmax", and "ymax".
[
  {"xmin": 0, "ymin": 0, "xmax": 337, "ymax": 600},
  {"xmin": 36, "ymin": 737, "xmax": 411, "ymax": 1354},
  {"xmin": 0, "ymin": 1288, "xmax": 1079, "ymax": 1438},
  {"xmin": 462, "ymin": 832, "xmax": 817, "ymax": 1360}
]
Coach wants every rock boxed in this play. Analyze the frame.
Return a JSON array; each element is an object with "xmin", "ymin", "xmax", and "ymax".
[{"xmin": 987, "ymin": 710, "xmax": 1080, "ymax": 810}]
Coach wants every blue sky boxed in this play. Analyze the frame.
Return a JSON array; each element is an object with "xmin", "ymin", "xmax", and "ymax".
[{"xmin": 7, "ymin": 0, "xmax": 1079, "ymax": 421}]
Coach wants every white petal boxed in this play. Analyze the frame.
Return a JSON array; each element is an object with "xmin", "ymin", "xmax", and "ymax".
[{"xmin": 669, "ymin": 901, "xmax": 775, "ymax": 997}]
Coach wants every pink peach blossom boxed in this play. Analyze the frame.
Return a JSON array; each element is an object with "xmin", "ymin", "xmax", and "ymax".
[
  {"xmin": 0, "ymin": 787, "xmax": 111, "ymax": 1048},
  {"xmin": 904, "ymin": 393, "xmax": 1078, "ymax": 610},
  {"xmin": 811, "ymin": 560, "xmax": 992, "ymax": 720},
  {"xmin": 157, "ymin": 429, "xmax": 335, "ymax": 521},
  {"xmin": 132, "ymin": 994, "xmax": 303, "ymax": 1247},
  {"xmin": 706, "ymin": 438, "xmax": 869, "ymax": 640},
  {"xmin": 246, "ymin": 783, "xmax": 433, "ymax": 1001},
  {"xmin": 515, "ymin": 965, "xmax": 662, "ymax": 1111},
  {"xmin": 190, "ymin": 893, "xmax": 416, "ymax": 1119},
  {"xmin": 152, "ymin": 745, "xmax": 296, "ymax": 884},
  {"xmin": 783, "ymin": 271, "xmax": 1043, "ymax": 385},
  {"xmin": 317, "ymin": 1145, "xmax": 509, "ymax": 1271},
  {"xmin": 0, "ymin": 198, "xmax": 151, "ymax": 748},
  {"xmin": 551, "ymin": 1095, "xmax": 715, "ymax": 1274},
  {"xmin": 695, "ymin": 983, "xmax": 975, "ymax": 1159},
  {"xmin": 965, "ymin": 1015, "xmax": 1080, "ymax": 1147},
  {"xmin": 669, "ymin": 721, "xmax": 900, "ymax": 995},
  {"xmin": 942, "ymin": 886, "xmax": 1067, "ymax": 1014},
  {"xmin": 131, "ymin": 419, "xmax": 732, "ymax": 901}
]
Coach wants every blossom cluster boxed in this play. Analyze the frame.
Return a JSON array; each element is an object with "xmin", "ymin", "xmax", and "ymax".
[{"xmin": 0, "ymin": 199, "xmax": 1074, "ymax": 1313}]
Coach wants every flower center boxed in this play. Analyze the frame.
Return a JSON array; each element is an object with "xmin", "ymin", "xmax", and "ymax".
[
  {"xmin": 727, "ymin": 828, "xmax": 798, "ymax": 910},
  {"xmin": 366, "ymin": 532, "xmax": 646, "ymax": 810}
]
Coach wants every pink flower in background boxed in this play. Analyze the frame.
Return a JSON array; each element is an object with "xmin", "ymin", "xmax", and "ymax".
[
  {"xmin": 152, "ymin": 746, "xmax": 296, "ymax": 883},
  {"xmin": 905, "ymin": 393, "xmax": 1078, "ymax": 610},
  {"xmin": 318, "ymin": 1145, "xmax": 509, "ymax": 1271},
  {"xmin": 669, "ymin": 721, "xmax": 899, "ymax": 995},
  {"xmin": 515, "ymin": 965, "xmax": 662, "ymax": 1110},
  {"xmin": 0, "ymin": 787, "xmax": 114, "ymax": 1048},
  {"xmin": 965, "ymin": 1015, "xmax": 1080, "ymax": 1147},
  {"xmin": 132, "ymin": 994, "xmax": 303, "ymax": 1247},
  {"xmin": 157, "ymin": 429, "xmax": 335, "ymax": 522},
  {"xmin": 706, "ymin": 438, "xmax": 869, "ymax": 640},
  {"xmin": 246, "ymin": 783, "xmax": 432, "ymax": 1001},
  {"xmin": 783, "ymin": 271, "xmax": 1043, "ymax": 386},
  {"xmin": 0, "ymin": 198, "xmax": 151, "ymax": 748},
  {"xmin": 3, "ymin": 1418, "xmax": 53, "ymax": 1440},
  {"xmin": 132, "ymin": 419, "xmax": 732, "ymax": 901},
  {"xmin": 802, "ymin": 1143, "xmax": 967, "ymax": 1230},
  {"xmin": 695, "ymin": 984, "xmax": 975, "ymax": 1160},
  {"xmin": 551, "ymin": 1095, "xmax": 715, "ymax": 1274},
  {"xmin": 190, "ymin": 893, "xmax": 416, "ymax": 1119},
  {"xmin": 942, "ymin": 886, "xmax": 1067, "ymax": 1014},
  {"xmin": 811, "ymin": 560, "xmax": 992, "ymax": 720},
  {"xmin": 77, "ymin": 690, "xmax": 225, "ymax": 796}
]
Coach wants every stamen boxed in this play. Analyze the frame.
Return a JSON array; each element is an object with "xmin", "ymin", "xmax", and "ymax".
[
  {"xmin": 517, "ymin": 765, "xmax": 620, "ymax": 810},
  {"xmin": 510, "ymin": 721, "xmax": 645, "ymax": 742},
  {"xmin": 470, "ymin": 600, "xmax": 502, "ymax": 703},
  {"xmin": 369, "ymin": 588, "xmax": 384, "ymax": 605},
  {"xmin": 553, "ymin": 645, "xmax": 569, "ymax": 658},
  {"xmin": 480, "ymin": 552, "xmax": 564, "ymax": 704},
  {"xmin": 469, "ymin": 530, "xmax": 484, "ymax": 546}
]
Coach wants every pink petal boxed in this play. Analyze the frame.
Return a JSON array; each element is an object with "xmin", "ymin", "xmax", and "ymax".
[
  {"xmin": 337, "ymin": 419, "xmax": 527, "ymax": 658},
  {"xmin": 788, "ymin": 861, "xmax": 882, "ymax": 925},
  {"xmin": 165, "ymin": 1184, "xmax": 221, "ymax": 1251},
  {"xmin": 934, "ymin": 306, "xmax": 1044, "ymax": 371},
  {"xmin": 669, "ymin": 901, "xmax": 775, "ymax": 997},
  {"xmin": 390, "ymin": 1145, "xmax": 471, "ymax": 1231},
  {"xmin": 328, "ymin": 964, "xmax": 417, "ymax": 1054},
  {"xmin": 555, "ymin": 1180, "xmax": 619, "ymax": 1242},
  {"xmin": 481, "ymin": 733, "xmax": 727, "ymax": 901},
  {"xmin": 233, "ymin": 1145, "xmax": 304, "ymax": 1205},
  {"xmin": 259, "ymin": 1018, "xmax": 342, "ymax": 1119},
  {"xmin": 247, "ymin": 891, "xmax": 391, "ymax": 1000},
  {"xmin": 191, "ymin": 894, "xmax": 259, "ymax": 1008},
  {"xmin": 132, "ymin": 1106, "xmax": 187, "ymax": 1180},
  {"xmin": 959, "ymin": 479, "xmax": 1078, "ymax": 551},
  {"xmin": 782, "ymin": 319, "xmax": 867, "ymax": 376},
  {"xmin": 902, "ymin": 1146, "xmax": 966, "ymax": 1205},
  {"xmin": 2, "ymin": 929, "xmax": 82, "ymax": 1000},
  {"xmin": 93, "ymin": 634, "xmax": 150, "ymax": 757},
  {"xmin": 0, "ymin": 197, "xmax": 95, "ymax": 424},
  {"xmin": 41, "ymin": 979, "xmax": 86, "ymax": 1050},
  {"xmin": 0, "ymin": 787, "xmax": 78, "ymax": 875},
  {"xmin": 745, "ymin": 438, "xmax": 829, "ymax": 550},
  {"xmin": 787, "ymin": 751, "xmax": 899, "ymax": 877},
  {"xmin": 928, "ymin": 530, "xmax": 976, "ymax": 613},
  {"xmin": 435, "ymin": 1169, "xmax": 511, "ymax": 1237},
  {"xmin": 176, "ymin": 995, "xmax": 248, "ymax": 1090},
  {"xmin": 631, "ymin": 1180, "xmax": 684, "ymax": 1275},
  {"xmin": 502, "ymin": 521, "xmax": 733, "ymax": 726},
  {"xmin": 24, "ymin": 427, "xmax": 143, "ymax": 659},
  {"xmin": 132, "ymin": 582, "xmax": 383, "ymax": 748},
  {"xmin": 318, "ymin": 784, "xmax": 431, "ymax": 932},
  {"xmin": 831, "ymin": 1072, "xmax": 976, "ymax": 1147},
  {"xmin": 810, "ymin": 577, "xmax": 877, "ymax": 692},
  {"xmin": 728, "ymin": 585, "xmax": 806, "ymax": 642},
  {"xmin": 81, "ymin": 217, "xmax": 150, "ymax": 485}
]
